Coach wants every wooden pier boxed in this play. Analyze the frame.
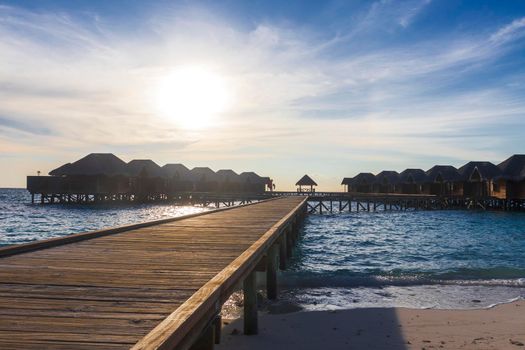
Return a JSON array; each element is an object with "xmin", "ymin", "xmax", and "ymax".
[
  {"xmin": 0, "ymin": 196, "xmax": 307, "ymax": 350},
  {"xmin": 268, "ymin": 192, "xmax": 525, "ymax": 213}
]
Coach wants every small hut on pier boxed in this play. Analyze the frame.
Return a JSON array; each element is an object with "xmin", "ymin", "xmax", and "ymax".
[
  {"xmin": 458, "ymin": 161, "xmax": 501, "ymax": 197},
  {"xmin": 373, "ymin": 171, "xmax": 400, "ymax": 193},
  {"xmin": 239, "ymin": 172, "xmax": 266, "ymax": 193},
  {"xmin": 216, "ymin": 169, "xmax": 241, "ymax": 192},
  {"xmin": 425, "ymin": 165, "xmax": 462, "ymax": 196},
  {"xmin": 190, "ymin": 167, "xmax": 220, "ymax": 192},
  {"xmin": 295, "ymin": 175, "xmax": 317, "ymax": 193},
  {"xmin": 349, "ymin": 172, "xmax": 375, "ymax": 193},
  {"xmin": 341, "ymin": 177, "xmax": 353, "ymax": 192},
  {"xmin": 163, "ymin": 164, "xmax": 194, "ymax": 193},
  {"xmin": 399, "ymin": 169, "xmax": 428, "ymax": 194},
  {"xmin": 494, "ymin": 155, "xmax": 525, "ymax": 199}
]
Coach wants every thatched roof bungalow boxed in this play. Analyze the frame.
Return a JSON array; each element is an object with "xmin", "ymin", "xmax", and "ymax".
[
  {"xmin": 349, "ymin": 172, "xmax": 375, "ymax": 193},
  {"xmin": 46, "ymin": 153, "xmax": 130, "ymax": 194},
  {"xmin": 494, "ymin": 155, "xmax": 525, "ymax": 199},
  {"xmin": 163, "ymin": 164, "xmax": 193, "ymax": 192},
  {"xmin": 296, "ymin": 174, "xmax": 317, "ymax": 192},
  {"xmin": 127, "ymin": 160, "xmax": 164, "ymax": 197},
  {"xmin": 190, "ymin": 167, "xmax": 219, "ymax": 192},
  {"xmin": 373, "ymin": 171, "xmax": 400, "ymax": 193},
  {"xmin": 216, "ymin": 169, "xmax": 241, "ymax": 192},
  {"xmin": 425, "ymin": 165, "xmax": 462, "ymax": 196},
  {"xmin": 399, "ymin": 169, "xmax": 428, "ymax": 194},
  {"xmin": 239, "ymin": 172, "xmax": 265, "ymax": 193},
  {"xmin": 458, "ymin": 161, "xmax": 501, "ymax": 197}
]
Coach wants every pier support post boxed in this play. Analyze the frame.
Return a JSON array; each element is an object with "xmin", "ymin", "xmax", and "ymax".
[
  {"xmin": 243, "ymin": 271, "xmax": 258, "ymax": 335},
  {"xmin": 279, "ymin": 235, "xmax": 287, "ymax": 270},
  {"xmin": 286, "ymin": 227, "xmax": 293, "ymax": 258},
  {"xmin": 266, "ymin": 244, "xmax": 279, "ymax": 300}
]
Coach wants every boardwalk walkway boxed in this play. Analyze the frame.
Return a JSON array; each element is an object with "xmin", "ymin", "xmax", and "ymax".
[{"xmin": 0, "ymin": 197, "xmax": 306, "ymax": 350}]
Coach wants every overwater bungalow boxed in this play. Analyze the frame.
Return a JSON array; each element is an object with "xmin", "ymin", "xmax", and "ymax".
[
  {"xmin": 216, "ymin": 169, "xmax": 241, "ymax": 192},
  {"xmin": 493, "ymin": 154, "xmax": 525, "ymax": 199},
  {"xmin": 33, "ymin": 153, "xmax": 130, "ymax": 195},
  {"xmin": 373, "ymin": 171, "xmax": 400, "ymax": 193},
  {"xmin": 239, "ymin": 172, "xmax": 266, "ymax": 193},
  {"xmin": 341, "ymin": 177, "xmax": 353, "ymax": 192},
  {"xmin": 190, "ymin": 167, "xmax": 220, "ymax": 192},
  {"xmin": 458, "ymin": 161, "xmax": 501, "ymax": 197},
  {"xmin": 163, "ymin": 164, "xmax": 194, "ymax": 193},
  {"xmin": 425, "ymin": 165, "xmax": 463, "ymax": 196},
  {"xmin": 399, "ymin": 169, "xmax": 428, "ymax": 194},
  {"xmin": 296, "ymin": 174, "xmax": 317, "ymax": 192},
  {"xmin": 349, "ymin": 172, "xmax": 376, "ymax": 193},
  {"xmin": 126, "ymin": 159, "xmax": 165, "ymax": 200}
]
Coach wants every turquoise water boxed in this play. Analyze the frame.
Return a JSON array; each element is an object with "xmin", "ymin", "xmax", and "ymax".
[
  {"xmin": 2, "ymin": 189, "xmax": 525, "ymax": 309},
  {"xmin": 280, "ymin": 208, "xmax": 525, "ymax": 309},
  {"xmin": 0, "ymin": 188, "xmax": 207, "ymax": 246}
]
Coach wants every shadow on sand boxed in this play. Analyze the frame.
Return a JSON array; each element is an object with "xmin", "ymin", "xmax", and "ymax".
[{"xmin": 216, "ymin": 307, "xmax": 409, "ymax": 350}]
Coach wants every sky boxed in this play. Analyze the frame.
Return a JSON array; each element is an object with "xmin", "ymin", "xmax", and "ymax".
[{"xmin": 1, "ymin": 0, "xmax": 525, "ymax": 191}]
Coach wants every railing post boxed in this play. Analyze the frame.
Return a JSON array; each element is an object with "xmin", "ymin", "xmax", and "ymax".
[
  {"xmin": 243, "ymin": 271, "xmax": 258, "ymax": 335},
  {"xmin": 266, "ymin": 244, "xmax": 279, "ymax": 300}
]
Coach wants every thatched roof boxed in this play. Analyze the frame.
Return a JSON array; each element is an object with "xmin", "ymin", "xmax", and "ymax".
[
  {"xmin": 497, "ymin": 154, "xmax": 525, "ymax": 181},
  {"xmin": 350, "ymin": 172, "xmax": 376, "ymax": 185},
  {"xmin": 239, "ymin": 171, "xmax": 264, "ymax": 184},
  {"xmin": 458, "ymin": 161, "xmax": 501, "ymax": 181},
  {"xmin": 49, "ymin": 163, "xmax": 72, "ymax": 176},
  {"xmin": 127, "ymin": 160, "xmax": 163, "ymax": 177},
  {"xmin": 374, "ymin": 171, "xmax": 400, "ymax": 185},
  {"xmin": 399, "ymin": 169, "xmax": 428, "ymax": 184},
  {"xmin": 162, "ymin": 164, "xmax": 193, "ymax": 181},
  {"xmin": 296, "ymin": 175, "xmax": 317, "ymax": 186},
  {"xmin": 191, "ymin": 167, "xmax": 219, "ymax": 182},
  {"xmin": 216, "ymin": 169, "xmax": 240, "ymax": 183},
  {"xmin": 341, "ymin": 177, "xmax": 353, "ymax": 185},
  {"xmin": 426, "ymin": 165, "xmax": 461, "ymax": 182},
  {"xmin": 49, "ymin": 153, "xmax": 128, "ymax": 176}
]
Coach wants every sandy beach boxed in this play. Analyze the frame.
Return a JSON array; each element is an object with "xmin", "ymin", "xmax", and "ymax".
[{"xmin": 217, "ymin": 300, "xmax": 525, "ymax": 350}]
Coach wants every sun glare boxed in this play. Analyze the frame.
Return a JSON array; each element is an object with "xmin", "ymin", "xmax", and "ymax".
[{"xmin": 155, "ymin": 66, "xmax": 231, "ymax": 129}]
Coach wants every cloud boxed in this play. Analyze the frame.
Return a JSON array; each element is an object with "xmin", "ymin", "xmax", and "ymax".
[
  {"xmin": 1, "ymin": 3, "xmax": 525, "ymax": 189},
  {"xmin": 490, "ymin": 17, "xmax": 525, "ymax": 44}
]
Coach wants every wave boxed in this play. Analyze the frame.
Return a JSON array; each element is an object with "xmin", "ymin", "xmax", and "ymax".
[{"xmin": 280, "ymin": 268, "xmax": 525, "ymax": 288}]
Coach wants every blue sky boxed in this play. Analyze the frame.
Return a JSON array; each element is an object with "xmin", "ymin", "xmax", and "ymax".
[{"xmin": 1, "ymin": 0, "xmax": 525, "ymax": 190}]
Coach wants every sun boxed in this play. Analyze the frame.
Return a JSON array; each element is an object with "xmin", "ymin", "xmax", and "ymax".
[{"xmin": 155, "ymin": 66, "xmax": 231, "ymax": 129}]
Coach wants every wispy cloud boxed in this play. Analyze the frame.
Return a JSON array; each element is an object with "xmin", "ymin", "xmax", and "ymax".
[{"xmin": 490, "ymin": 16, "xmax": 525, "ymax": 44}]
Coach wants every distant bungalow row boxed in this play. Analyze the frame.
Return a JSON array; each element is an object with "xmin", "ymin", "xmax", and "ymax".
[
  {"xmin": 27, "ymin": 153, "xmax": 274, "ymax": 203},
  {"xmin": 341, "ymin": 154, "xmax": 525, "ymax": 199}
]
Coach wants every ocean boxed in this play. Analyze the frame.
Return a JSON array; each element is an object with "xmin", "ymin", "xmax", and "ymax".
[
  {"xmin": 280, "ymin": 208, "xmax": 525, "ymax": 310},
  {"xmin": 1, "ymin": 188, "xmax": 524, "ymax": 310},
  {"xmin": 0, "ymin": 188, "xmax": 208, "ymax": 246}
]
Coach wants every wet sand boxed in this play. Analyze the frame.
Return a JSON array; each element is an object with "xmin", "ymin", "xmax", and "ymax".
[{"xmin": 217, "ymin": 300, "xmax": 525, "ymax": 350}]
